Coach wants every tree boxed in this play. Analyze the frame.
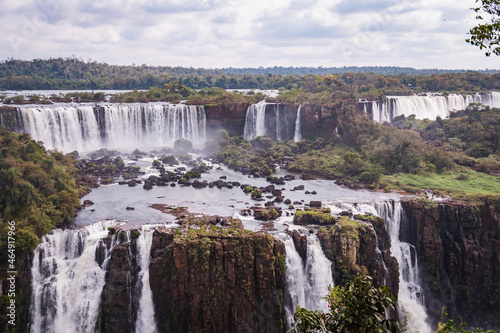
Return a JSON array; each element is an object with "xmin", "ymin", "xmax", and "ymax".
[
  {"xmin": 467, "ymin": 0, "xmax": 500, "ymax": 56},
  {"xmin": 290, "ymin": 275, "xmax": 398, "ymax": 333}
]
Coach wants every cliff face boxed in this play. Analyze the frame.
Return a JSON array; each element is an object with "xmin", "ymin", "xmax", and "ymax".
[
  {"xmin": 401, "ymin": 198, "xmax": 500, "ymax": 327},
  {"xmin": 98, "ymin": 237, "xmax": 142, "ymax": 333},
  {"xmin": 301, "ymin": 103, "xmax": 341, "ymax": 141},
  {"xmin": 317, "ymin": 215, "xmax": 399, "ymax": 296},
  {"xmin": 149, "ymin": 230, "xmax": 287, "ymax": 333},
  {"xmin": 205, "ymin": 103, "xmax": 248, "ymax": 138}
]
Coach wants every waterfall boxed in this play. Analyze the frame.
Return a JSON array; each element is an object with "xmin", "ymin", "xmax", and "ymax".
[
  {"xmin": 293, "ymin": 105, "xmax": 302, "ymax": 142},
  {"xmin": 135, "ymin": 227, "xmax": 158, "ymax": 333},
  {"xmin": 283, "ymin": 233, "xmax": 333, "ymax": 328},
  {"xmin": 275, "ymin": 105, "xmax": 282, "ymax": 141},
  {"xmin": 243, "ymin": 101, "xmax": 267, "ymax": 140},
  {"xmin": 376, "ymin": 201, "xmax": 432, "ymax": 333},
  {"xmin": 371, "ymin": 92, "xmax": 500, "ymax": 123},
  {"xmin": 29, "ymin": 221, "xmax": 116, "ymax": 333},
  {"xmin": 12, "ymin": 103, "xmax": 206, "ymax": 152},
  {"xmin": 29, "ymin": 222, "xmax": 160, "ymax": 333},
  {"xmin": 243, "ymin": 102, "xmax": 301, "ymax": 141}
]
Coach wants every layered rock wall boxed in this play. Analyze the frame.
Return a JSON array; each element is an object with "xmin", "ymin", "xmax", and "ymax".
[
  {"xmin": 401, "ymin": 198, "xmax": 500, "ymax": 327},
  {"xmin": 205, "ymin": 103, "xmax": 248, "ymax": 138},
  {"xmin": 149, "ymin": 230, "xmax": 287, "ymax": 333}
]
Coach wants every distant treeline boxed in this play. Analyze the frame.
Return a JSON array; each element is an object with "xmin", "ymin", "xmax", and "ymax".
[
  {"xmin": 220, "ymin": 66, "xmax": 500, "ymax": 76},
  {"xmin": 1, "ymin": 57, "xmax": 500, "ymax": 92}
]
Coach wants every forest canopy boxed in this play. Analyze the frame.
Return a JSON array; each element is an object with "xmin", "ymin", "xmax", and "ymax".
[{"xmin": 1, "ymin": 58, "xmax": 500, "ymax": 92}]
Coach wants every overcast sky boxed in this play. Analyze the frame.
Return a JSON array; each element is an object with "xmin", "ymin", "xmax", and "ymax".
[{"xmin": 0, "ymin": 0, "xmax": 498, "ymax": 69}]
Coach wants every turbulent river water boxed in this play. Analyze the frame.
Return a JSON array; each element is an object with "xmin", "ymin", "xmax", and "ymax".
[
  {"xmin": 27, "ymin": 152, "xmax": 434, "ymax": 333},
  {"xmin": 5, "ymin": 97, "xmax": 452, "ymax": 332}
]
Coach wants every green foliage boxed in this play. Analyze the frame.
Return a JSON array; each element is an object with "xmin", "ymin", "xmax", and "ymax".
[
  {"xmin": 384, "ymin": 170, "xmax": 500, "ymax": 197},
  {"xmin": 3, "ymin": 58, "xmax": 500, "ymax": 96},
  {"xmin": 0, "ymin": 128, "xmax": 81, "ymax": 277},
  {"xmin": 294, "ymin": 210, "xmax": 337, "ymax": 225},
  {"xmin": 290, "ymin": 275, "xmax": 397, "ymax": 333},
  {"xmin": 130, "ymin": 230, "xmax": 141, "ymax": 240},
  {"xmin": 251, "ymin": 136, "xmax": 275, "ymax": 150},
  {"xmin": 435, "ymin": 307, "xmax": 495, "ymax": 333},
  {"xmin": 185, "ymin": 171, "xmax": 201, "ymax": 178},
  {"xmin": 251, "ymin": 189, "xmax": 262, "ymax": 198},
  {"xmin": 466, "ymin": 0, "xmax": 500, "ymax": 56},
  {"xmin": 162, "ymin": 155, "xmax": 179, "ymax": 165},
  {"xmin": 214, "ymin": 138, "xmax": 299, "ymax": 175}
]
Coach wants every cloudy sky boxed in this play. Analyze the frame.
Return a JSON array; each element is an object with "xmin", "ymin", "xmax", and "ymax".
[{"xmin": 0, "ymin": 0, "xmax": 498, "ymax": 69}]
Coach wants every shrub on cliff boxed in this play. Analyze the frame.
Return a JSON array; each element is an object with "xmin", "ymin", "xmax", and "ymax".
[
  {"xmin": 294, "ymin": 210, "xmax": 337, "ymax": 226},
  {"xmin": 290, "ymin": 275, "xmax": 397, "ymax": 333}
]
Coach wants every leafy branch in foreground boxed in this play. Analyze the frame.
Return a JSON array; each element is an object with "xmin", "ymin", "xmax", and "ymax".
[
  {"xmin": 467, "ymin": 0, "xmax": 500, "ymax": 56},
  {"xmin": 290, "ymin": 275, "xmax": 398, "ymax": 333}
]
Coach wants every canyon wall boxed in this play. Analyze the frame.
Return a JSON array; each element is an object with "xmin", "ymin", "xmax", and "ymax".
[
  {"xmin": 148, "ymin": 230, "xmax": 286, "ymax": 333},
  {"xmin": 204, "ymin": 102, "xmax": 248, "ymax": 138},
  {"xmin": 401, "ymin": 198, "xmax": 500, "ymax": 327}
]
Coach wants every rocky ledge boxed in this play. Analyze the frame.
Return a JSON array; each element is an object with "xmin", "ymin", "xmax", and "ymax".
[{"xmin": 149, "ymin": 224, "xmax": 287, "ymax": 333}]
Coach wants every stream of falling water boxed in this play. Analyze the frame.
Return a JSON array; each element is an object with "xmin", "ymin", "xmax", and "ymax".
[
  {"xmin": 135, "ymin": 226, "xmax": 158, "ymax": 333},
  {"xmin": 376, "ymin": 201, "xmax": 432, "ymax": 333},
  {"xmin": 29, "ymin": 221, "xmax": 117, "ymax": 333},
  {"xmin": 282, "ymin": 233, "xmax": 333, "ymax": 328}
]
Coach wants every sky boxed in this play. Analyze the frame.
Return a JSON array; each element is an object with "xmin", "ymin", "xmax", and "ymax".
[{"xmin": 0, "ymin": 0, "xmax": 499, "ymax": 70}]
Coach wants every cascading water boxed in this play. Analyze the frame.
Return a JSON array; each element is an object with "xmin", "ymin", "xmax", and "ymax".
[
  {"xmin": 293, "ymin": 105, "xmax": 302, "ymax": 142},
  {"xmin": 326, "ymin": 200, "xmax": 432, "ymax": 332},
  {"xmin": 134, "ymin": 226, "xmax": 158, "ymax": 333},
  {"xmin": 10, "ymin": 103, "xmax": 206, "ymax": 152},
  {"xmin": 29, "ymin": 221, "xmax": 163, "ymax": 333},
  {"xmin": 369, "ymin": 92, "xmax": 500, "ymax": 123},
  {"xmin": 29, "ymin": 221, "xmax": 117, "ymax": 333},
  {"xmin": 376, "ymin": 201, "xmax": 432, "ymax": 333},
  {"xmin": 243, "ymin": 101, "xmax": 267, "ymax": 140},
  {"xmin": 283, "ymin": 233, "xmax": 333, "ymax": 328},
  {"xmin": 243, "ymin": 102, "xmax": 302, "ymax": 141}
]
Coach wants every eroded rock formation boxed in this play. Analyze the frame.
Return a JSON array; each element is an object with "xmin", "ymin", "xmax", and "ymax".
[
  {"xmin": 317, "ymin": 215, "xmax": 399, "ymax": 295},
  {"xmin": 401, "ymin": 198, "xmax": 500, "ymax": 327},
  {"xmin": 149, "ymin": 230, "xmax": 287, "ymax": 332}
]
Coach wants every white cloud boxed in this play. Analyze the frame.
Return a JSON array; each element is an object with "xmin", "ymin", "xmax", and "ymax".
[{"xmin": 0, "ymin": 0, "xmax": 498, "ymax": 69}]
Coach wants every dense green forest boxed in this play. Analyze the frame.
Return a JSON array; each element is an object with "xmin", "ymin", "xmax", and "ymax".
[
  {"xmin": 0, "ymin": 127, "xmax": 82, "ymax": 278},
  {"xmin": 1, "ymin": 58, "xmax": 500, "ymax": 92}
]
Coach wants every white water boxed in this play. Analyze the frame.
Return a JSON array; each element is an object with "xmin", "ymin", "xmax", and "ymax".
[
  {"xmin": 283, "ymin": 233, "xmax": 333, "ymax": 328},
  {"xmin": 29, "ymin": 221, "xmax": 162, "ymax": 333},
  {"xmin": 29, "ymin": 221, "xmax": 117, "ymax": 333},
  {"xmin": 243, "ymin": 101, "xmax": 267, "ymax": 140},
  {"xmin": 293, "ymin": 105, "xmax": 302, "ymax": 141},
  {"xmin": 376, "ymin": 201, "xmax": 432, "ymax": 333},
  {"xmin": 243, "ymin": 102, "xmax": 302, "ymax": 141},
  {"xmin": 135, "ymin": 226, "xmax": 158, "ymax": 333},
  {"xmin": 371, "ymin": 92, "xmax": 500, "ymax": 122},
  {"xmin": 325, "ymin": 200, "xmax": 431, "ymax": 332},
  {"xmin": 10, "ymin": 103, "xmax": 206, "ymax": 152}
]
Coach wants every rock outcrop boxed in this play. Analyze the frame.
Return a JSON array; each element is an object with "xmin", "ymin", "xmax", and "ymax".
[
  {"xmin": 300, "ymin": 103, "xmax": 341, "ymax": 141},
  {"xmin": 99, "ymin": 238, "xmax": 141, "ymax": 333},
  {"xmin": 317, "ymin": 215, "xmax": 399, "ymax": 295},
  {"xmin": 149, "ymin": 229, "xmax": 287, "ymax": 332},
  {"xmin": 205, "ymin": 103, "xmax": 249, "ymax": 137},
  {"xmin": 401, "ymin": 197, "xmax": 500, "ymax": 327},
  {"xmin": 293, "ymin": 209, "xmax": 337, "ymax": 226}
]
